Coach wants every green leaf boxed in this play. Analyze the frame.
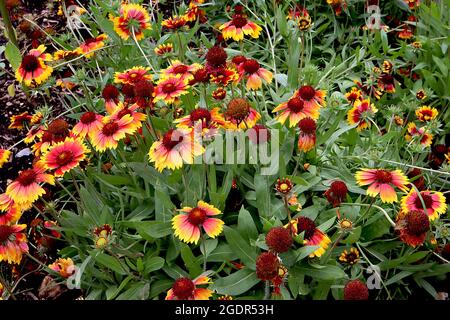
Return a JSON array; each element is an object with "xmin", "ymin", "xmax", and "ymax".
[
  {"xmin": 212, "ymin": 268, "xmax": 260, "ymax": 296},
  {"xmin": 254, "ymin": 174, "xmax": 271, "ymax": 217},
  {"xmin": 5, "ymin": 42, "xmax": 21, "ymax": 70},
  {"xmin": 296, "ymin": 265, "xmax": 347, "ymax": 281},
  {"xmin": 144, "ymin": 256, "xmax": 165, "ymax": 274},
  {"xmin": 223, "ymin": 226, "xmax": 258, "ymax": 269},
  {"xmin": 134, "ymin": 221, "xmax": 172, "ymax": 239},
  {"xmin": 180, "ymin": 244, "xmax": 202, "ymax": 278},
  {"xmin": 237, "ymin": 206, "xmax": 258, "ymax": 241},
  {"xmin": 95, "ymin": 253, "xmax": 128, "ymax": 275}
]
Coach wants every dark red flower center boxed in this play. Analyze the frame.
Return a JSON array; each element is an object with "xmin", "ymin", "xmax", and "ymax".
[
  {"xmin": 56, "ymin": 150, "xmax": 74, "ymax": 166},
  {"xmin": 298, "ymin": 85, "xmax": 316, "ymax": 100},
  {"xmin": 414, "ymin": 193, "xmax": 433, "ymax": 209},
  {"xmin": 226, "ymin": 98, "xmax": 250, "ymax": 121},
  {"xmin": 287, "ymin": 97, "xmax": 305, "ymax": 113},
  {"xmin": 242, "ymin": 59, "xmax": 260, "ymax": 74},
  {"xmin": 296, "ymin": 216, "xmax": 316, "ymax": 240},
  {"xmin": 172, "ymin": 65, "xmax": 189, "ymax": 75},
  {"xmin": 172, "ymin": 278, "xmax": 195, "ymax": 300},
  {"xmin": 375, "ymin": 170, "xmax": 392, "ymax": 184},
  {"xmin": 21, "ymin": 54, "xmax": 40, "ymax": 72},
  {"xmin": 102, "ymin": 84, "xmax": 120, "ymax": 100},
  {"xmin": 17, "ymin": 169, "xmax": 37, "ymax": 186},
  {"xmin": 80, "ymin": 111, "xmax": 97, "ymax": 124},
  {"xmin": 102, "ymin": 122, "xmax": 120, "ymax": 136},
  {"xmin": 187, "ymin": 207, "xmax": 207, "ymax": 226},
  {"xmin": 133, "ymin": 80, "xmax": 154, "ymax": 98},
  {"xmin": 162, "ymin": 83, "xmax": 177, "ymax": 93},
  {"xmin": 232, "ymin": 15, "xmax": 248, "ymax": 28},
  {"xmin": 330, "ymin": 181, "xmax": 348, "ymax": 198},
  {"xmin": 41, "ymin": 131, "xmax": 53, "ymax": 143},
  {"xmin": 0, "ymin": 225, "xmax": 14, "ymax": 243},
  {"xmin": 116, "ymin": 108, "xmax": 132, "ymax": 119},
  {"xmin": 47, "ymin": 119, "xmax": 69, "ymax": 136},
  {"xmin": 206, "ymin": 46, "xmax": 228, "ymax": 67},
  {"xmin": 381, "ymin": 74, "xmax": 394, "ymax": 84},
  {"xmin": 406, "ymin": 211, "xmax": 430, "ymax": 235},
  {"xmin": 162, "ymin": 129, "xmax": 184, "ymax": 149},
  {"xmin": 298, "ymin": 117, "xmax": 316, "ymax": 134},
  {"xmin": 190, "ymin": 108, "xmax": 212, "ymax": 124}
]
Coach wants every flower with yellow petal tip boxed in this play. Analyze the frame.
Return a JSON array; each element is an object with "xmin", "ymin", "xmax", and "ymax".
[
  {"xmin": 162, "ymin": 15, "xmax": 187, "ymax": 30},
  {"xmin": 161, "ymin": 60, "xmax": 202, "ymax": 82},
  {"xmin": 0, "ymin": 224, "xmax": 29, "ymax": 264},
  {"xmin": 273, "ymin": 94, "xmax": 320, "ymax": 128},
  {"xmin": 6, "ymin": 162, "xmax": 55, "ymax": 205},
  {"xmin": 224, "ymin": 98, "xmax": 261, "ymax": 130},
  {"xmin": 41, "ymin": 137, "xmax": 89, "ymax": 177},
  {"xmin": 415, "ymin": 106, "xmax": 438, "ymax": 122},
  {"xmin": 72, "ymin": 111, "xmax": 104, "ymax": 139},
  {"xmin": 401, "ymin": 190, "xmax": 447, "ymax": 221},
  {"xmin": 345, "ymin": 87, "xmax": 362, "ymax": 104},
  {"xmin": 49, "ymin": 258, "xmax": 75, "ymax": 278},
  {"xmin": 339, "ymin": 247, "xmax": 360, "ymax": 265},
  {"xmin": 395, "ymin": 210, "xmax": 429, "ymax": 247},
  {"xmin": 238, "ymin": 59, "xmax": 273, "ymax": 90},
  {"xmin": 53, "ymin": 49, "xmax": 80, "ymax": 60},
  {"xmin": 112, "ymin": 3, "xmax": 151, "ymax": 41},
  {"xmin": 8, "ymin": 112, "xmax": 32, "ymax": 130},
  {"xmin": 154, "ymin": 43, "xmax": 173, "ymax": 56},
  {"xmin": 76, "ymin": 34, "xmax": 108, "ymax": 58},
  {"xmin": 0, "ymin": 203, "xmax": 21, "ymax": 225},
  {"xmin": 166, "ymin": 274, "xmax": 213, "ymax": 300},
  {"xmin": 220, "ymin": 14, "xmax": 262, "ymax": 41},
  {"xmin": 15, "ymin": 45, "xmax": 53, "ymax": 87},
  {"xmin": 347, "ymin": 99, "xmax": 378, "ymax": 131},
  {"xmin": 0, "ymin": 149, "xmax": 11, "ymax": 169},
  {"xmin": 172, "ymin": 201, "xmax": 224, "ymax": 244},
  {"xmin": 114, "ymin": 66, "xmax": 152, "ymax": 85},
  {"xmin": 355, "ymin": 168, "xmax": 409, "ymax": 203},
  {"xmin": 154, "ymin": 76, "xmax": 190, "ymax": 105},
  {"xmin": 287, "ymin": 216, "xmax": 331, "ymax": 258},
  {"xmin": 90, "ymin": 115, "xmax": 140, "ymax": 152},
  {"xmin": 148, "ymin": 128, "xmax": 204, "ymax": 172},
  {"xmin": 405, "ymin": 122, "xmax": 433, "ymax": 147},
  {"xmin": 174, "ymin": 107, "xmax": 226, "ymax": 137}
]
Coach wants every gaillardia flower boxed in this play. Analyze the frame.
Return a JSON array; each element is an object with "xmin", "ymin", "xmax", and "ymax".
[
  {"xmin": 405, "ymin": 122, "xmax": 433, "ymax": 147},
  {"xmin": 256, "ymin": 251, "xmax": 280, "ymax": 281},
  {"xmin": 148, "ymin": 128, "xmax": 204, "ymax": 172},
  {"xmin": 8, "ymin": 112, "xmax": 33, "ymax": 130},
  {"xmin": 396, "ymin": 210, "xmax": 429, "ymax": 247},
  {"xmin": 224, "ymin": 98, "xmax": 261, "ymax": 130},
  {"xmin": 0, "ymin": 203, "xmax": 21, "ymax": 225},
  {"xmin": 49, "ymin": 257, "xmax": 75, "ymax": 278},
  {"xmin": 273, "ymin": 95, "xmax": 320, "ymax": 127},
  {"xmin": 0, "ymin": 149, "xmax": 11, "ymax": 168},
  {"xmin": 355, "ymin": 168, "xmax": 409, "ymax": 203},
  {"xmin": 6, "ymin": 162, "xmax": 55, "ymax": 205},
  {"xmin": 15, "ymin": 45, "xmax": 53, "ymax": 87},
  {"xmin": 114, "ymin": 67, "xmax": 152, "ymax": 85},
  {"xmin": 401, "ymin": 190, "xmax": 447, "ymax": 221},
  {"xmin": 347, "ymin": 99, "xmax": 378, "ymax": 131},
  {"xmin": 154, "ymin": 76, "xmax": 190, "ymax": 104},
  {"xmin": 266, "ymin": 227, "xmax": 293, "ymax": 253},
  {"xmin": 296, "ymin": 85, "xmax": 327, "ymax": 109},
  {"xmin": 174, "ymin": 107, "xmax": 226, "ymax": 136},
  {"xmin": 219, "ymin": 13, "xmax": 262, "ymax": 41},
  {"xmin": 0, "ymin": 224, "xmax": 29, "ymax": 264},
  {"xmin": 42, "ymin": 138, "xmax": 89, "ymax": 177},
  {"xmin": 112, "ymin": 3, "xmax": 151, "ymax": 41},
  {"xmin": 72, "ymin": 111, "xmax": 104, "ymax": 139},
  {"xmin": 289, "ymin": 216, "xmax": 331, "ymax": 258},
  {"xmin": 297, "ymin": 117, "xmax": 317, "ymax": 152},
  {"xmin": 166, "ymin": 274, "xmax": 213, "ymax": 300},
  {"xmin": 238, "ymin": 59, "xmax": 273, "ymax": 90},
  {"xmin": 102, "ymin": 84, "xmax": 121, "ymax": 114},
  {"xmin": 161, "ymin": 60, "xmax": 202, "ymax": 82},
  {"xmin": 339, "ymin": 247, "xmax": 360, "ymax": 265},
  {"xmin": 345, "ymin": 87, "xmax": 362, "ymax": 104},
  {"xmin": 76, "ymin": 34, "xmax": 108, "ymax": 58},
  {"xmin": 324, "ymin": 180, "xmax": 349, "ymax": 207},
  {"xmin": 154, "ymin": 43, "xmax": 173, "ymax": 56},
  {"xmin": 415, "ymin": 106, "xmax": 438, "ymax": 122},
  {"xmin": 172, "ymin": 201, "xmax": 224, "ymax": 244},
  {"xmin": 161, "ymin": 15, "xmax": 187, "ymax": 30},
  {"xmin": 90, "ymin": 115, "xmax": 139, "ymax": 152},
  {"xmin": 344, "ymin": 280, "xmax": 369, "ymax": 300}
]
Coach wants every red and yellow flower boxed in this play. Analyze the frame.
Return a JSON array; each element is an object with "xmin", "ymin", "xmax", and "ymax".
[
  {"xmin": 401, "ymin": 190, "xmax": 447, "ymax": 221},
  {"xmin": 111, "ymin": 3, "xmax": 151, "ymax": 41},
  {"xmin": 347, "ymin": 99, "xmax": 378, "ymax": 131},
  {"xmin": 8, "ymin": 112, "xmax": 33, "ymax": 130},
  {"xmin": 75, "ymin": 34, "xmax": 108, "ymax": 58},
  {"xmin": 219, "ymin": 14, "xmax": 262, "ymax": 41},
  {"xmin": 172, "ymin": 201, "xmax": 224, "ymax": 244},
  {"xmin": 237, "ymin": 59, "xmax": 273, "ymax": 90},
  {"xmin": 415, "ymin": 106, "xmax": 438, "ymax": 122},
  {"xmin": 396, "ymin": 210, "xmax": 429, "ymax": 247},
  {"xmin": 174, "ymin": 107, "xmax": 226, "ymax": 136},
  {"xmin": 154, "ymin": 76, "xmax": 190, "ymax": 104},
  {"xmin": 405, "ymin": 122, "xmax": 433, "ymax": 147},
  {"xmin": 49, "ymin": 257, "xmax": 75, "ymax": 278},
  {"xmin": 15, "ymin": 45, "xmax": 53, "ymax": 87},
  {"xmin": 224, "ymin": 98, "xmax": 260, "ymax": 130},
  {"xmin": 161, "ymin": 15, "xmax": 187, "ymax": 30},
  {"xmin": 288, "ymin": 216, "xmax": 331, "ymax": 258},
  {"xmin": 53, "ymin": 49, "xmax": 80, "ymax": 61},
  {"xmin": 161, "ymin": 60, "xmax": 202, "ymax": 82},
  {"xmin": 345, "ymin": 87, "xmax": 363, "ymax": 104},
  {"xmin": 148, "ymin": 128, "xmax": 204, "ymax": 172},
  {"xmin": 154, "ymin": 43, "xmax": 173, "ymax": 56},
  {"xmin": 114, "ymin": 66, "xmax": 152, "ymax": 85},
  {"xmin": 273, "ymin": 95, "xmax": 320, "ymax": 127},
  {"xmin": 41, "ymin": 138, "xmax": 89, "ymax": 177},
  {"xmin": 355, "ymin": 168, "xmax": 409, "ymax": 203},
  {"xmin": 0, "ymin": 224, "xmax": 29, "ymax": 264},
  {"xmin": 108, "ymin": 102, "xmax": 146, "ymax": 129},
  {"xmin": 297, "ymin": 117, "xmax": 317, "ymax": 152},
  {"xmin": 0, "ymin": 203, "xmax": 21, "ymax": 225},
  {"xmin": 6, "ymin": 162, "xmax": 55, "ymax": 205},
  {"xmin": 0, "ymin": 149, "xmax": 11, "ymax": 169},
  {"xmin": 166, "ymin": 274, "xmax": 213, "ymax": 300},
  {"xmin": 209, "ymin": 67, "xmax": 239, "ymax": 86},
  {"xmin": 102, "ymin": 84, "xmax": 121, "ymax": 114},
  {"xmin": 72, "ymin": 111, "xmax": 104, "ymax": 139},
  {"xmin": 90, "ymin": 115, "xmax": 140, "ymax": 152}
]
